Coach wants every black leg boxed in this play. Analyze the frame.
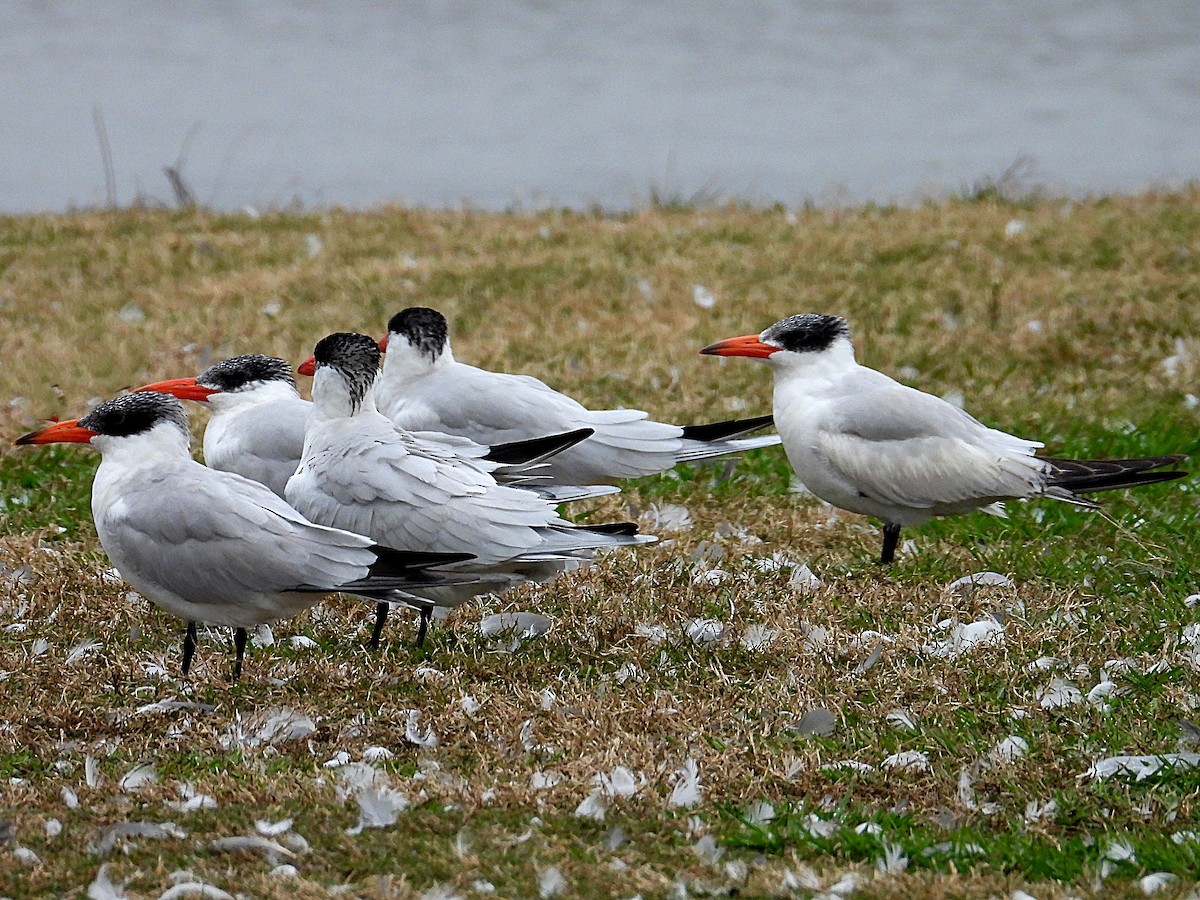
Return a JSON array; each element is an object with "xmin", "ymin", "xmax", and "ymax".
[
  {"xmin": 232, "ymin": 627, "xmax": 248, "ymax": 681},
  {"xmin": 369, "ymin": 601, "xmax": 390, "ymax": 649},
  {"xmin": 415, "ymin": 607, "xmax": 432, "ymax": 649},
  {"xmin": 181, "ymin": 621, "xmax": 198, "ymax": 675},
  {"xmin": 880, "ymin": 523, "xmax": 902, "ymax": 565}
]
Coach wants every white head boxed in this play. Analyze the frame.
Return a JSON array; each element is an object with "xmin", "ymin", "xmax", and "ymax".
[
  {"xmin": 380, "ymin": 307, "xmax": 454, "ymax": 378},
  {"xmin": 16, "ymin": 392, "xmax": 192, "ymax": 457},
  {"xmin": 700, "ymin": 314, "xmax": 856, "ymax": 371},
  {"xmin": 308, "ymin": 332, "xmax": 382, "ymax": 419},
  {"xmin": 135, "ymin": 354, "xmax": 299, "ymax": 410}
]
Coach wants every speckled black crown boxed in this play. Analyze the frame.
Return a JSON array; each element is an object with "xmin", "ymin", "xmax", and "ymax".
[
  {"xmin": 762, "ymin": 314, "xmax": 851, "ymax": 353},
  {"xmin": 312, "ymin": 332, "xmax": 381, "ymax": 410},
  {"xmin": 198, "ymin": 355, "xmax": 296, "ymax": 392},
  {"xmin": 80, "ymin": 392, "xmax": 189, "ymax": 438},
  {"xmin": 387, "ymin": 307, "xmax": 449, "ymax": 362}
]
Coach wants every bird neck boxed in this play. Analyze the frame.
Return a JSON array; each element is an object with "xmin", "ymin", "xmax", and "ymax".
[
  {"xmin": 209, "ymin": 380, "xmax": 300, "ymax": 413},
  {"xmin": 772, "ymin": 336, "xmax": 858, "ymax": 388},
  {"xmin": 382, "ymin": 336, "xmax": 454, "ymax": 385},
  {"xmin": 92, "ymin": 422, "xmax": 192, "ymax": 468},
  {"xmin": 309, "ymin": 370, "xmax": 382, "ymax": 422}
]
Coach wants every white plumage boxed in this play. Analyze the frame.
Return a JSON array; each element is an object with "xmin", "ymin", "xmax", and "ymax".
[
  {"xmin": 286, "ymin": 333, "xmax": 656, "ymax": 642},
  {"xmin": 702, "ymin": 314, "xmax": 1185, "ymax": 562},
  {"xmin": 15, "ymin": 392, "xmax": 472, "ymax": 676},
  {"xmin": 371, "ymin": 307, "xmax": 781, "ymax": 484},
  {"xmin": 136, "ymin": 356, "xmax": 615, "ymax": 504}
]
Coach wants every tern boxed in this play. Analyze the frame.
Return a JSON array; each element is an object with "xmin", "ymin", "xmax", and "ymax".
[
  {"xmin": 297, "ymin": 307, "xmax": 781, "ymax": 485},
  {"xmin": 15, "ymin": 392, "xmax": 477, "ymax": 678},
  {"xmin": 701, "ymin": 314, "xmax": 1187, "ymax": 564},
  {"xmin": 137, "ymin": 355, "xmax": 613, "ymax": 504},
  {"xmin": 286, "ymin": 332, "xmax": 656, "ymax": 643}
]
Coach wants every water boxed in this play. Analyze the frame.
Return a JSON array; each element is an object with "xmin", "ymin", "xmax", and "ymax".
[{"xmin": 3, "ymin": 1, "xmax": 1198, "ymax": 213}]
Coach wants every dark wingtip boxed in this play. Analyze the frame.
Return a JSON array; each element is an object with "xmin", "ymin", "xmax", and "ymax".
[
  {"xmin": 680, "ymin": 414, "xmax": 775, "ymax": 443},
  {"xmin": 369, "ymin": 547, "xmax": 475, "ymax": 573},
  {"xmin": 581, "ymin": 522, "xmax": 641, "ymax": 537},
  {"xmin": 1045, "ymin": 454, "xmax": 1189, "ymax": 494},
  {"xmin": 484, "ymin": 428, "xmax": 595, "ymax": 465}
]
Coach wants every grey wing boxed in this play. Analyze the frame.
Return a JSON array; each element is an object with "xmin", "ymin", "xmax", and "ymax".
[
  {"xmin": 204, "ymin": 400, "xmax": 308, "ymax": 497},
  {"xmin": 535, "ymin": 409, "xmax": 683, "ymax": 483},
  {"xmin": 400, "ymin": 365, "xmax": 695, "ymax": 483},
  {"xmin": 288, "ymin": 426, "xmax": 565, "ymax": 564},
  {"xmin": 816, "ymin": 378, "xmax": 1046, "ymax": 509},
  {"xmin": 409, "ymin": 365, "xmax": 588, "ymax": 444},
  {"xmin": 100, "ymin": 466, "xmax": 377, "ymax": 609}
]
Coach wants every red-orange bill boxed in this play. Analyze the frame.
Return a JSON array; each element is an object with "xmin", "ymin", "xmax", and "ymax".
[
  {"xmin": 15, "ymin": 419, "xmax": 96, "ymax": 445},
  {"xmin": 297, "ymin": 356, "xmax": 316, "ymax": 376},
  {"xmin": 134, "ymin": 377, "xmax": 217, "ymax": 402},
  {"xmin": 699, "ymin": 334, "xmax": 778, "ymax": 359}
]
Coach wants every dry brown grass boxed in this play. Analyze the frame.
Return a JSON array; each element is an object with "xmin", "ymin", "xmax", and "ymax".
[
  {"xmin": 1, "ymin": 194, "xmax": 1198, "ymax": 897},
  {"xmin": 1, "ymin": 193, "xmax": 1196, "ymax": 429}
]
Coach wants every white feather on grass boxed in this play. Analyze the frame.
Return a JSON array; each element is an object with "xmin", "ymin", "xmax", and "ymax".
[
  {"xmin": 118, "ymin": 763, "xmax": 157, "ymax": 791},
  {"xmin": 1024, "ymin": 799, "xmax": 1058, "ymax": 823},
  {"xmin": 538, "ymin": 865, "xmax": 566, "ymax": 898},
  {"xmin": 1038, "ymin": 678, "xmax": 1083, "ymax": 710},
  {"xmin": 1139, "ymin": 873, "xmax": 1179, "ymax": 895},
  {"xmin": 403, "ymin": 710, "xmax": 438, "ymax": 749},
  {"xmin": 166, "ymin": 783, "xmax": 217, "ymax": 813},
  {"xmin": 460, "ymin": 694, "xmax": 482, "ymax": 716},
  {"xmin": 945, "ymin": 571, "xmax": 1013, "ymax": 594},
  {"xmin": 158, "ymin": 881, "xmax": 236, "ymax": 899},
  {"xmin": 596, "ymin": 766, "xmax": 642, "ymax": 798},
  {"xmin": 210, "ymin": 835, "xmax": 295, "ymax": 863},
  {"xmin": 989, "ymin": 736, "xmax": 1029, "ymax": 766},
  {"xmin": 1082, "ymin": 753, "xmax": 1200, "ymax": 781},
  {"xmin": 220, "ymin": 707, "xmax": 316, "ymax": 749},
  {"xmin": 255, "ymin": 818, "xmax": 292, "ymax": 836},
  {"xmin": 65, "ymin": 638, "xmax": 101, "ymax": 667},
  {"xmin": 924, "ymin": 618, "xmax": 1004, "ymax": 659},
  {"xmin": 346, "ymin": 786, "xmax": 410, "ymax": 835},
  {"xmin": 741, "ymin": 624, "xmax": 778, "ymax": 652},
  {"xmin": 574, "ymin": 792, "xmax": 606, "ymax": 820},
  {"xmin": 531, "ymin": 771, "xmax": 563, "ymax": 791},
  {"xmin": 647, "ymin": 502, "xmax": 693, "ymax": 532},
  {"xmin": 881, "ymin": 751, "xmax": 930, "ymax": 773},
  {"xmin": 668, "ymin": 758, "xmax": 702, "ymax": 808},
  {"xmin": 744, "ymin": 800, "xmax": 775, "ymax": 825},
  {"xmin": 876, "ymin": 842, "xmax": 908, "ymax": 874},
  {"xmin": 685, "ymin": 618, "xmax": 725, "ymax": 644},
  {"xmin": 85, "ymin": 863, "xmax": 128, "ymax": 900}
]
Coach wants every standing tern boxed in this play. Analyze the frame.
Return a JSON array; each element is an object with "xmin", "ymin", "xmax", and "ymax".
[
  {"xmin": 701, "ymin": 314, "xmax": 1187, "ymax": 563},
  {"xmin": 286, "ymin": 332, "xmax": 656, "ymax": 643},
  {"xmin": 136, "ymin": 355, "xmax": 612, "ymax": 504},
  {"xmin": 297, "ymin": 306, "xmax": 782, "ymax": 485},
  {"xmin": 15, "ymin": 392, "xmax": 475, "ymax": 678}
]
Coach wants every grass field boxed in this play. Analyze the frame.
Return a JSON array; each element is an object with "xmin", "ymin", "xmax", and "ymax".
[{"xmin": 1, "ymin": 193, "xmax": 1198, "ymax": 898}]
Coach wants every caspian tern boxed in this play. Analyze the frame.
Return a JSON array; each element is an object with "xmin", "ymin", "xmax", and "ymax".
[
  {"xmin": 15, "ymin": 392, "xmax": 476, "ymax": 678},
  {"xmin": 297, "ymin": 306, "xmax": 782, "ymax": 485},
  {"xmin": 701, "ymin": 314, "xmax": 1187, "ymax": 564},
  {"xmin": 286, "ymin": 332, "xmax": 656, "ymax": 642},
  {"xmin": 137, "ymin": 355, "xmax": 614, "ymax": 505}
]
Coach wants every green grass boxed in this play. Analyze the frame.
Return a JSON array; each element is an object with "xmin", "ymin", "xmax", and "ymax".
[{"xmin": 1, "ymin": 194, "xmax": 1199, "ymax": 898}]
